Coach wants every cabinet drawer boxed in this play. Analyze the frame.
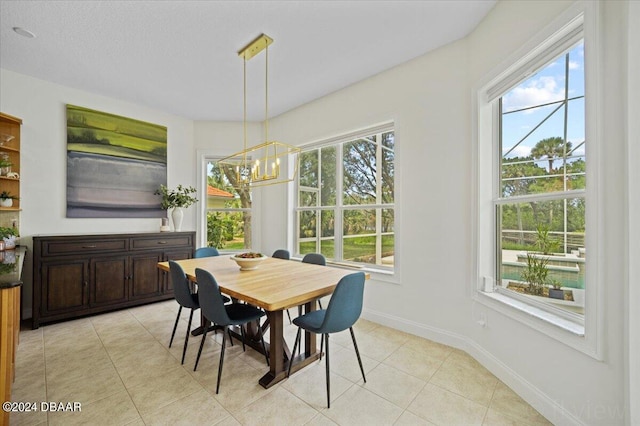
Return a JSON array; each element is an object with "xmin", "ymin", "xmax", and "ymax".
[
  {"xmin": 42, "ymin": 239, "xmax": 128, "ymax": 256},
  {"xmin": 131, "ymin": 235, "xmax": 192, "ymax": 250}
]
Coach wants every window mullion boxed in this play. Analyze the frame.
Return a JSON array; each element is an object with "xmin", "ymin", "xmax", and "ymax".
[{"xmin": 335, "ymin": 143, "xmax": 344, "ymax": 261}]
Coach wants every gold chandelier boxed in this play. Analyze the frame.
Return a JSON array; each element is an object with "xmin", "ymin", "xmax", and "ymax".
[{"xmin": 219, "ymin": 34, "xmax": 300, "ymax": 188}]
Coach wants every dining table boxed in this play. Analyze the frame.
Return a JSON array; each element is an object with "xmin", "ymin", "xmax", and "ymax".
[{"xmin": 157, "ymin": 254, "xmax": 369, "ymax": 388}]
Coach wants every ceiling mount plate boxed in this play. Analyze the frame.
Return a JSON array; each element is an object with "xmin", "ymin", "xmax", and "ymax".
[{"xmin": 238, "ymin": 34, "xmax": 273, "ymax": 61}]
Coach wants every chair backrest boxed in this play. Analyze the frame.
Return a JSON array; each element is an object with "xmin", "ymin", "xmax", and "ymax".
[
  {"xmin": 195, "ymin": 268, "xmax": 232, "ymax": 326},
  {"xmin": 169, "ymin": 261, "xmax": 199, "ymax": 309},
  {"xmin": 321, "ymin": 272, "xmax": 366, "ymax": 333},
  {"xmin": 272, "ymin": 249, "xmax": 290, "ymax": 260},
  {"xmin": 195, "ymin": 247, "xmax": 220, "ymax": 258},
  {"xmin": 302, "ymin": 253, "xmax": 326, "ymax": 266}
]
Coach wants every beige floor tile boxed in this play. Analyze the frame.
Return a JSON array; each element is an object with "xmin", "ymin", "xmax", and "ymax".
[
  {"xmin": 429, "ymin": 351, "xmax": 498, "ymax": 406},
  {"xmin": 364, "ymin": 363, "xmax": 426, "ymax": 409},
  {"xmin": 127, "ymin": 365, "xmax": 203, "ymax": 414},
  {"xmin": 7, "ymin": 406, "xmax": 47, "ymax": 426},
  {"xmin": 231, "ymin": 387, "xmax": 318, "ymax": 425},
  {"xmin": 282, "ymin": 360, "xmax": 353, "ymax": 409},
  {"xmin": 323, "ymin": 385, "xmax": 403, "ymax": 425},
  {"xmin": 401, "ymin": 335, "xmax": 453, "ymax": 362},
  {"xmin": 382, "ymin": 345, "xmax": 444, "ymax": 382},
  {"xmin": 393, "ymin": 410, "xmax": 437, "ymax": 425},
  {"xmin": 215, "ymin": 416, "xmax": 242, "ymax": 426},
  {"xmin": 367, "ymin": 325, "xmax": 413, "ymax": 347},
  {"xmin": 46, "ymin": 363, "xmax": 125, "ymax": 405},
  {"xmin": 47, "ymin": 390, "xmax": 141, "ymax": 426},
  {"xmin": 353, "ymin": 331, "xmax": 404, "ymax": 362},
  {"xmin": 483, "ymin": 408, "xmax": 526, "ymax": 425},
  {"xmin": 329, "ymin": 345, "xmax": 379, "ymax": 383},
  {"xmin": 407, "ymin": 383, "xmax": 487, "ymax": 426},
  {"xmin": 141, "ymin": 388, "xmax": 232, "ymax": 425},
  {"xmin": 111, "ymin": 341, "xmax": 179, "ymax": 388},
  {"xmin": 354, "ymin": 318, "xmax": 381, "ymax": 335},
  {"xmin": 304, "ymin": 413, "xmax": 339, "ymax": 425},
  {"xmin": 489, "ymin": 382, "xmax": 552, "ymax": 425}
]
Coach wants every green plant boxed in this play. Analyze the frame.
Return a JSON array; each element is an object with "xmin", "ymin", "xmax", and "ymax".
[
  {"xmin": 0, "ymin": 158, "xmax": 11, "ymax": 168},
  {"xmin": 0, "ymin": 226, "xmax": 19, "ymax": 239},
  {"xmin": 154, "ymin": 184, "xmax": 198, "ymax": 209},
  {"xmin": 534, "ymin": 224, "xmax": 559, "ymax": 255},
  {"xmin": 0, "ymin": 191, "xmax": 18, "ymax": 200},
  {"xmin": 521, "ymin": 253, "xmax": 549, "ymax": 296},
  {"xmin": 549, "ymin": 279, "xmax": 563, "ymax": 290}
]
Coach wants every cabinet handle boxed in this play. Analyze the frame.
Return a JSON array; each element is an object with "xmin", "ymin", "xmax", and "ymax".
[
  {"xmin": 158, "ymin": 241, "xmax": 167, "ymax": 244},
  {"xmin": 83, "ymin": 281, "xmax": 88, "ymax": 287},
  {"xmin": 82, "ymin": 245, "xmax": 97, "ymax": 248}
]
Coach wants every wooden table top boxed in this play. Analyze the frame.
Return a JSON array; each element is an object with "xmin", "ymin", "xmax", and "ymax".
[{"xmin": 158, "ymin": 255, "xmax": 369, "ymax": 312}]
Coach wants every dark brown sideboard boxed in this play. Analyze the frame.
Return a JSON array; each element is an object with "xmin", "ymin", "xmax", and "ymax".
[{"xmin": 32, "ymin": 232, "xmax": 194, "ymax": 329}]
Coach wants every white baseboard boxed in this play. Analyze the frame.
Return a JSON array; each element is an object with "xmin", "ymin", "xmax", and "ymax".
[{"xmin": 362, "ymin": 307, "xmax": 584, "ymax": 426}]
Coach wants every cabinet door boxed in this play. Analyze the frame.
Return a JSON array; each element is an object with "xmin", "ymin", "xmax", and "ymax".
[
  {"xmin": 163, "ymin": 249, "xmax": 193, "ymax": 294},
  {"xmin": 40, "ymin": 260, "xmax": 89, "ymax": 316},
  {"xmin": 130, "ymin": 253, "xmax": 163, "ymax": 300},
  {"xmin": 90, "ymin": 256, "xmax": 128, "ymax": 307}
]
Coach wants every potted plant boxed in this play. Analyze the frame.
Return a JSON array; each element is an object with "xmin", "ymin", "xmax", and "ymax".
[
  {"xmin": 534, "ymin": 224, "xmax": 559, "ymax": 255},
  {"xmin": 0, "ymin": 155, "xmax": 11, "ymax": 176},
  {"xmin": 0, "ymin": 191, "xmax": 18, "ymax": 208},
  {"xmin": 0, "ymin": 226, "xmax": 19, "ymax": 250},
  {"xmin": 520, "ymin": 253, "xmax": 548, "ymax": 296},
  {"xmin": 548, "ymin": 279, "xmax": 564, "ymax": 300},
  {"xmin": 154, "ymin": 184, "xmax": 198, "ymax": 232}
]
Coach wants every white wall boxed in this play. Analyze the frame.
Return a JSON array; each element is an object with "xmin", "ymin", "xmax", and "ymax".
[
  {"xmin": 626, "ymin": 1, "xmax": 639, "ymax": 424},
  {"xmin": 263, "ymin": 1, "xmax": 632, "ymax": 424},
  {"xmin": 0, "ymin": 69, "xmax": 197, "ymax": 317}
]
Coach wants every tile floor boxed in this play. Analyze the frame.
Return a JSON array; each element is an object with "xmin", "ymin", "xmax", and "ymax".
[{"xmin": 9, "ymin": 301, "xmax": 551, "ymax": 425}]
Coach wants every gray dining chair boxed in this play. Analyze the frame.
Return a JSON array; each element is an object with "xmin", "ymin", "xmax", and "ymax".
[
  {"xmin": 194, "ymin": 268, "xmax": 269, "ymax": 393},
  {"xmin": 168, "ymin": 261, "xmax": 199, "ymax": 365},
  {"xmin": 195, "ymin": 246, "xmax": 220, "ymax": 258},
  {"xmin": 287, "ymin": 271, "xmax": 367, "ymax": 408}
]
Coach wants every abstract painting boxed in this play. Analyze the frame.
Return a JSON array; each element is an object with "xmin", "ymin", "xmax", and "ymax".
[{"xmin": 66, "ymin": 104, "xmax": 167, "ymax": 218}]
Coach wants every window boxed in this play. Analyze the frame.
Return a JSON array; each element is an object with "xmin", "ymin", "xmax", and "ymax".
[
  {"xmin": 296, "ymin": 125, "xmax": 395, "ymax": 271},
  {"xmin": 204, "ymin": 158, "xmax": 252, "ymax": 250},
  {"xmin": 476, "ymin": 6, "xmax": 601, "ymax": 354},
  {"xmin": 497, "ymin": 41, "xmax": 586, "ymax": 318}
]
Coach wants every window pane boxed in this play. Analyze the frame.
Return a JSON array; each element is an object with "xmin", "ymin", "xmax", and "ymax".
[
  {"xmin": 343, "ymin": 209, "xmax": 375, "ymax": 236},
  {"xmin": 206, "ymin": 210, "xmax": 249, "ymax": 250},
  {"xmin": 382, "ymin": 132, "xmax": 395, "ymax": 204},
  {"xmin": 321, "ymin": 209, "xmax": 334, "ymax": 238},
  {"xmin": 299, "ymin": 190, "xmax": 317, "ymax": 207},
  {"xmin": 343, "ymin": 139, "xmax": 377, "ymax": 205},
  {"xmin": 299, "ymin": 241, "xmax": 316, "ymax": 255},
  {"xmin": 207, "ymin": 160, "xmax": 252, "ymax": 250},
  {"xmin": 299, "ymin": 150, "xmax": 318, "ymax": 188},
  {"xmin": 499, "ymin": 199, "xmax": 585, "ymax": 314},
  {"xmin": 320, "ymin": 239, "xmax": 334, "ymax": 259},
  {"xmin": 321, "ymin": 146, "xmax": 336, "ymax": 206},
  {"xmin": 344, "ymin": 235, "xmax": 376, "ymax": 264},
  {"xmin": 299, "ymin": 210, "xmax": 317, "ymax": 239}
]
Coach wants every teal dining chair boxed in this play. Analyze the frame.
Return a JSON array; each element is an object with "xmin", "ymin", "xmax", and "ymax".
[
  {"xmin": 168, "ymin": 261, "xmax": 199, "ymax": 365},
  {"xmin": 193, "ymin": 268, "xmax": 269, "ymax": 393},
  {"xmin": 286, "ymin": 271, "xmax": 367, "ymax": 408},
  {"xmin": 272, "ymin": 249, "xmax": 295, "ymax": 323},
  {"xmin": 195, "ymin": 247, "xmax": 220, "ymax": 258}
]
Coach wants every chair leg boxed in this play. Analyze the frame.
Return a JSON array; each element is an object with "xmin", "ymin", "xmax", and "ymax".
[
  {"xmin": 318, "ymin": 299, "xmax": 323, "ymax": 310},
  {"xmin": 240, "ymin": 324, "xmax": 246, "ymax": 352},
  {"xmin": 325, "ymin": 334, "xmax": 330, "ymax": 408},
  {"xmin": 227, "ymin": 328, "xmax": 234, "ymax": 346},
  {"xmin": 287, "ymin": 327, "xmax": 301, "ymax": 378},
  {"xmin": 286, "ymin": 309, "xmax": 292, "ymax": 324},
  {"xmin": 181, "ymin": 308, "xmax": 194, "ymax": 365},
  {"xmin": 169, "ymin": 306, "xmax": 182, "ymax": 348},
  {"xmin": 216, "ymin": 326, "xmax": 228, "ymax": 394},
  {"xmin": 320, "ymin": 332, "xmax": 324, "ymax": 361},
  {"xmin": 194, "ymin": 325, "xmax": 209, "ymax": 372},
  {"xmin": 349, "ymin": 327, "xmax": 366, "ymax": 383}
]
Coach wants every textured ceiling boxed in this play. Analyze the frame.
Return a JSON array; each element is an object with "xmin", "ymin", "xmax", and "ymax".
[{"xmin": 0, "ymin": 0, "xmax": 495, "ymax": 121}]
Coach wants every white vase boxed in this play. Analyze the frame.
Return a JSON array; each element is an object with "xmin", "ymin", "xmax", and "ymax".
[
  {"xmin": 0, "ymin": 198, "xmax": 12, "ymax": 208},
  {"xmin": 171, "ymin": 207, "xmax": 183, "ymax": 232}
]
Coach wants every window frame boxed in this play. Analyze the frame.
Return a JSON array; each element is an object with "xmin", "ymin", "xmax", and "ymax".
[
  {"xmin": 472, "ymin": 2, "xmax": 603, "ymax": 358},
  {"xmin": 196, "ymin": 150, "xmax": 260, "ymax": 253},
  {"xmin": 294, "ymin": 123, "xmax": 396, "ymax": 275}
]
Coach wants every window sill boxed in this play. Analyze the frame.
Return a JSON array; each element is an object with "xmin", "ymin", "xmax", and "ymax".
[{"xmin": 477, "ymin": 291, "xmax": 584, "ymax": 336}]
